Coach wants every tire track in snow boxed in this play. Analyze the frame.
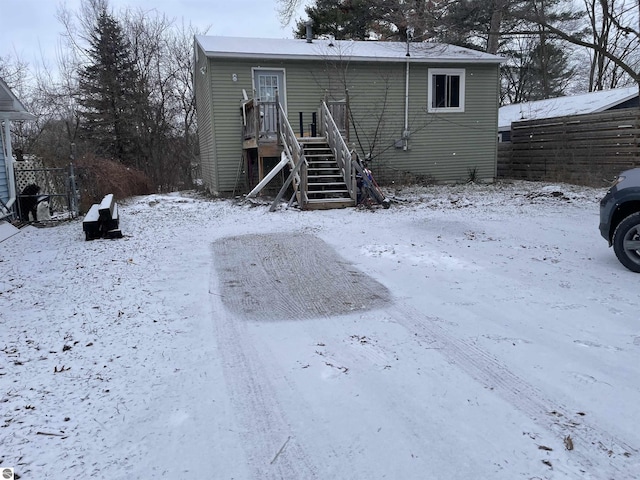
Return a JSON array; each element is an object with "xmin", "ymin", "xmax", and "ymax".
[
  {"xmin": 388, "ymin": 303, "xmax": 639, "ymax": 478},
  {"xmin": 210, "ymin": 245, "xmax": 318, "ymax": 479},
  {"xmin": 209, "ymin": 232, "xmax": 392, "ymax": 478},
  {"xmin": 213, "ymin": 313, "xmax": 317, "ymax": 479}
]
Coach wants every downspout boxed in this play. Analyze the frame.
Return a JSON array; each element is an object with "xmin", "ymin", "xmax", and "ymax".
[
  {"xmin": 2, "ymin": 118, "xmax": 17, "ymax": 209},
  {"xmin": 404, "ymin": 60, "xmax": 409, "ymax": 150},
  {"xmin": 403, "ymin": 35, "xmax": 411, "ymax": 151}
]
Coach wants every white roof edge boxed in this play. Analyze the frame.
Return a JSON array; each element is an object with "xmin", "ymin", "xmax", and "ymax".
[
  {"xmin": 0, "ymin": 112, "xmax": 37, "ymax": 121},
  {"xmin": 0, "ymin": 77, "xmax": 35, "ymax": 120},
  {"xmin": 205, "ymin": 51, "xmax": 502, "ymax": 64}
]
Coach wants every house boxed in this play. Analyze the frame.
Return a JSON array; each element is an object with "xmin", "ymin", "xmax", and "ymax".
[
  {"xmin": 193, "ymin": 35, "xmax": 502, "ymax": 208},
  {"xmin": 498, "ymin": 86, "xmax": 639, "ymax": 143},
  {"xmin": 1, "ymin": 77, "xmax": 35, "ymax": 221}
]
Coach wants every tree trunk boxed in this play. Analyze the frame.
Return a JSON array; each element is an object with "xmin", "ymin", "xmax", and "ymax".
[{"xmin": 487, "ymin": 0, "xmax": 508, "ymax": 54}]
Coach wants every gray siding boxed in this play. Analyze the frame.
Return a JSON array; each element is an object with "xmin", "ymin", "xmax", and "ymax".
[
  {"xmin": 198, "ymin": 53, "xmax": 500, "ymax": 192},
  {"xmin": 194, "ymin": 44, "xmax": 218, "ymax": 192},
  {"xmin": 401, "ymin": 63, "xmax": 499, "ymax": 182},
  {"xmin": 209, "ymin": 59, "xmax": 252, "ymax": 192}
]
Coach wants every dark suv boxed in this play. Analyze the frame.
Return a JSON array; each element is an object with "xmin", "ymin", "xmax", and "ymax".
[{"xmin": 600, "ymin": 168, "xmax": 640, "ymax": 272}]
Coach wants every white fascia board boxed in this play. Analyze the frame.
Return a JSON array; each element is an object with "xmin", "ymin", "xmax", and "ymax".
[
  {"xmin": 0, "ymin": 112, "xmax": 37, "ymax": 121},
  {"xmin": 205, "ymin": 51, "xmax": 502, "ymax": 64}
]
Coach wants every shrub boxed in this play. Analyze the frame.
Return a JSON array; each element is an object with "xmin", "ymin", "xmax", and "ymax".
[{"xmin": 75, "ymin": 154, "xmax": 153, "ymax": 213}]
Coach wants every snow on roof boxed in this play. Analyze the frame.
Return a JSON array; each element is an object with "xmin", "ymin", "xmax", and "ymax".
[
  {"xmin": 498, "ymin": 86, "xmax": 639, "ymax": 129},
  {"xmin": 195, "ymin": 35, "xmax": 503, "ymax": 64},
  {"xmin": 0, "ymin": 77, "xmax": 35, "ymax": 121}
]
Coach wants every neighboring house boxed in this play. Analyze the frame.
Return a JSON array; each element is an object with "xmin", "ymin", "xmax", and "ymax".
[
  {"xmin": 194, "ymin": 35, "xmax": 502, "ymax": 208},
  {"xmin": 498, "ymin": 86, "xmax": 639, "ymax": 143},
  {"xmin": 0, "ymin": 77, "xmax": 35, "ymax": 219}
]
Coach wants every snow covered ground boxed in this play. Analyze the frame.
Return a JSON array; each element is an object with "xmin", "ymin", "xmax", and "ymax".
[{"xmin": 1, "ymin": 180, "xmax": 639, "ymax": 480}]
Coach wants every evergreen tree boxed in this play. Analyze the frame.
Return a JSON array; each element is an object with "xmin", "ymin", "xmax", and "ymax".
[
  {"xmin": 501, "ymin": 38, "xmax": 575, "ymax": 103},
  {"xmin": 527, "ymin": 39, "xmax": 575, "ymax": 99},
  {"xmin": 294, "ymin": 0, "xmax": 377, "ymax": 40},
  {"xmin": 78, "ymin": 7, "xmax": 146, "ymax": 168},
  {"xmin": 293, "ymin": 0, "xmax": 434, "ymax": 41}
]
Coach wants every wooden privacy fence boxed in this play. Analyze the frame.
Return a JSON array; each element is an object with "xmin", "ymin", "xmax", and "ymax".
[{"xmin": 497, "ymin": 108, "xmax": 640, "ymax": 186}]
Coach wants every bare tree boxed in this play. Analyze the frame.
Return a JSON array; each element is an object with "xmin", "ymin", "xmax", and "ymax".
[
  {"xmin": 516, "ymin": 0, "xmax": 639, "ymax": 87},
  {"xmin": 49, "ymin": 0, "xmax": 208, "ymax": 190},
  {"xmin": 583, "ymin": 0, "xmax": 639, "ymax": 90},
  {"xmin": 277, "ymin": 0, "xmax": 306, "ymax": 25},
  {"xmin": 0, "ymin": 53, "xmax": 35, "ymax": 155}
]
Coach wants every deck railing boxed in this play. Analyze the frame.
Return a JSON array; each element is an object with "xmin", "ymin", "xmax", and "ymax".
[
  {"xmin": 327, "ymin": 100, "xmax": 348, "ymax": 138},
  {"xmin": 242, "ymin": 99, "xmax": 279, "ymax": 140},
  {"xmin": 319, "ymin": 100, "xmax": 357, "ymax": 201},
  {"xmin": 242, "ymin": 98, "xmax": 257, "ymax": 140}
]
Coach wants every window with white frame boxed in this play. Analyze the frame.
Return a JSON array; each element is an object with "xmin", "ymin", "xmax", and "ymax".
[{"xmin": 428, "ymin": 69, "xmax": 465, "ymax": 113}]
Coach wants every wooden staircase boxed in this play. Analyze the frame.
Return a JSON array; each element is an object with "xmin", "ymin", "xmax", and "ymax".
[
  {"xmin": 300, "ymin": 138, "xmax": 355, "ymax": 210},
  {"xmin": 249, "ymin": 100, "xmax": 358, "ymax": 212}
]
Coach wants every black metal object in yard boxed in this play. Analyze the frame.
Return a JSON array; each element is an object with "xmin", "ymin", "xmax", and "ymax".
[{"xmin": 82, "ymin": 193, "xmax": 123, "ymax": 241}]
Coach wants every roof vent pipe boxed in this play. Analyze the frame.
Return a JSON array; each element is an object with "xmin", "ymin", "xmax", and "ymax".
[{"xmin": 305, "ymin": 21, "xmax": 313, "ymax": 43}]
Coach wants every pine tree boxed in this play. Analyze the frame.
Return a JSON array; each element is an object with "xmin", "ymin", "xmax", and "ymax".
[
  {"xmin": 501, "ymin": 38, "xmax": 575, "ymax": 103},
  {"xmin": 293, "ymin": 0, "xmax": 435, "ymax": 42},
  {"xmin": 294, "ymin": 0, "xmax": 380, "ymax": 40},
  {"xmin": 78, "ymin": 8, "xmax": 146, "ymax": 168}
]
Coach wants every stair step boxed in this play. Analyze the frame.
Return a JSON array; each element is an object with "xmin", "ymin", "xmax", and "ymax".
[
  {"xmin": 304, "ymin": 198, "xmax": 355, "ymax": 210},
  {"xmin": 308, "ymin": 188, "xmax": 349, "ymax": 193},
  {"xmin": 307, "ymin": 181, "xmax": 346, "ymax": 186},
  {"xmin": 308, "ymin": 182, "xmax": 348, "ymax": 189},
  {"xmin": 307, "ymin": 197, "xmax": 352, "ymax": 202},
  {"xmin": 308, "ymin": 177, "xmax": 344, "ymax": 182},
  {"xmin": 308, "ymin": 184, "xmax": 348, "ymax": 190}
]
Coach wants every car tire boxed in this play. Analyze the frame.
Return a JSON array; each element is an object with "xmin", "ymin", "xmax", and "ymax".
[{"xmin": 612, "ymin": 212, "xmax": 640, "ymax": 273}]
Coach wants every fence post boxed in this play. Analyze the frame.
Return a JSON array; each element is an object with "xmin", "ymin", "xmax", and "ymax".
[
  {"xmin": 299, "ymin": 112, "xmax": 304, "ymax": 137},
  {"xmin": 69, "ymin": 162, "xmax": 79, "ymax": 218}
]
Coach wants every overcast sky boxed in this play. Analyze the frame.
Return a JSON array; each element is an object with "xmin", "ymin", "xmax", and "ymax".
[{"xmin": 0, "ymin": 0, "xmax": 305, "ymax": 70}]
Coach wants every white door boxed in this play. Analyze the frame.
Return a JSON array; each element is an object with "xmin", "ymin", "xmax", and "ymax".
[{"xmin": 253, "ymin": 69, "xmax": 285, "ymax": 134}]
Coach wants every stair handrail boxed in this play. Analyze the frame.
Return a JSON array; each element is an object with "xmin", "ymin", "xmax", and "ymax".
[
  {"xmin": 319, "ymin": 100, "xmax": 356, "ymax": 201},
  {"xmin": 276, "ymin": 101, "xmax": 308, "ymax": 207}
]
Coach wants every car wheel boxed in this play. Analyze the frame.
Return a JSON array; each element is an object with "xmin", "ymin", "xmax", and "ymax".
[{"xmin": 612, "ymin": 212, "xmax": 640, "ymax": 273}]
